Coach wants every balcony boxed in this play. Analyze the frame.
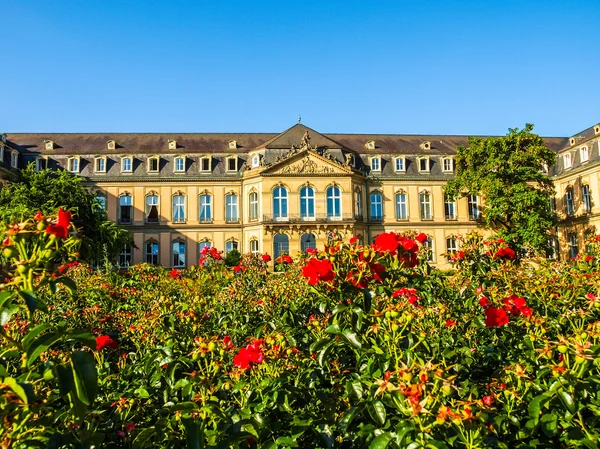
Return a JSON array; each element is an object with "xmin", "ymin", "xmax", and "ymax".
[
  {"xmin": 262, "ymin": 213, "xmax": 357, "ymax": 224},
  {"xmin": 225, "ymin": 217, "xmax": 240, "ymax": 224},
  {"xmin": 198, "ymin": 217, "xmax": 213, "ymax": 223},
  {"xmin": 370, "ymin": 216, "xmax": 384, "ymax": 223}
]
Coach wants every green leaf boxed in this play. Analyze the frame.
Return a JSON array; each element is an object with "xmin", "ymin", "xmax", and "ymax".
[
  {"xmin": 426, "ymin": 441, "xmax": 450, "ymax": 449},
  {"xmin": 342, "ymin": 329, "xmax": 362, "ymax": 349},
  {"xmin": 55, "ymin": 363, "xmax": 74, "ymax": 397},
  {"xmin": 4, "ymin": 377, "xmax": 30, "ymax": 404},
  {"xmin": 370, "ymin": 432, "xmax": 395, "ymax": 449},
  {"xmin": 0, "ymin": 291, "xmax": 13, "ymax": 308},
  {"xmin": 0, "ymin": 304, "xmax": 19, "ymax": 327},
  {"xmin": 55, "ymin": 277, "xmax": 77, "ymax": 295},
  {"xmin": 276, "ymin": 436, "xmax": 299, "ymax": 447},
  {"xmin": 348, "ymin": 379, "xmax": 363, "ymax": 400},
  {"xmin": 182, "ymin": 418, "xmax": 203, "ymax": 449},
  {"xmin": 557, "ymin": 391, "xmax": 577, "ymax": 414},
  {"xmin": 309, "ymin": 337, "xmax": 331, "ymax": 353},
  {"xmin": 540, "ymin": 413, "xmax": 558, "ymax": 438},
  {"xmin": 528, "ymin": 393, "xmax": 552, "ymax": 420},
  {"xmin": 23, "ymin": 323, "xmax": 52, "ymax": 349},
  {"xmin": 134, "ymin": 387, "xmax": 150, "ymax": 398},
  {"xmin": 18, "ymin": 289, "xmax": 45, "ymax": 313},
  {"xmin": 26, "ymin": 332, "xmax": 61, "ymax": 367},
  {"xmin": 339, "ymin": 406, "xmax": 361, "ymax": 433},
  {"xmin": 318, "ymin": 341, "xmax": 335, "ymax": 367},
  {"xmin": 367, "ymin": 400, "xmax": 386, "ymax": 426},
  {"xmin": 66, "ymin": 330, "xmax": 97, "ymax": 349},
  {"xmin": 325, "ymin": 324, "xmax": 341, "ymax": 334},
  {"xmin": 71, "ymin": 350, "xmax": 98, "ymax": 406}
]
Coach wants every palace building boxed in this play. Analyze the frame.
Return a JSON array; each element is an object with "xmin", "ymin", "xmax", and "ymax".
[{"xmin": 0, "ymin": 122, "xmax": 598, "ymax": 267}]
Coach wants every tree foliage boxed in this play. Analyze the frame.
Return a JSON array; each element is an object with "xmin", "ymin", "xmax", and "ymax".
[
  {"xmin": 0, "ymin": 164, "xmax": 133, "ymax": 263},
  {"xmin": 445, "ymin": 124, "xmax": 556, "ymax": 251}
]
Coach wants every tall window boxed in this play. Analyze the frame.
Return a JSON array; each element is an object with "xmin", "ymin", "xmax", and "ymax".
[
  {"xmin": 394, "ymin": 157, "xmax": 405, "ymax": 172},
  {"xmin": 273, "ymin": 234, "xmax": 289, "ymax": 260},
  {"xmin": 568, "ymin": 233, "xmax": 578, "ymax": 259},
  {"xmin": 446, "ymin": 237, "xmax": 458, "ymax": 262},
  {"xmin": 444, "ymin": 194, "xmax": 456, "ymax": 220},
  {"xmin": 146, "ymin": 195, "xmax": 159, "ymax": 223},
  {"xmin": 173, "ymin": 195, "xmax": 185, "ymax": 223},
  {"xmin": 468, "ymin": 194, "xmax": 480, "ymax": 220},
  {"xmin": 327, "ymin": 186, "xmax": 342, "ymax": 219},
  {"xmin": 225, "ymin": 240, "xmax": 238, "ymax": 255},
  {"xmin": 200, "ymin": 157, "xmax": 211, "ymax": 172},
  {"xmin": 122, "ymin": 157, "xmax": 132, "ymax": 172},
  {"xmin": 582, "ymin": 185, "xmax": 592, "ymax": 214},
  {"xmin": 395, "ymin": 192, "xmax": 408, "ymax": 221},
  {"xmin": 174, "ymin": 157, "xmax": 185, "ymax": 172},
  {"xmin": 226, "ymin": 194, "xmax": 238, "ymax": 222},
  {"xmin": 370, "ymin": 157, "xmax": 381, "ymax": 172},
  {"xmin": 95, "ymin": 157, "xmax": 106, "ymax": 173},
  {"xmin": 370, "ymin": 192, "xmax": 383, "ymax": 221},
  {"xmin": 199, "ymin": 194, "xmax": 212, "ymax": 222},
  {"xmin": 300, "ymin": 186, "xmax": 315, "ymax": 220},
  {"xmin": 565, "ymin": 187, "xmax": 574, "ymax": 216},
  {"xmin": 249, "ymin": 192, "xmax": 259, "ymax": 221},
  {"xmin": 119, "ymin": 195, "xmax": 132, "ymax": 224},
  {"xmin": 249, "ymin": 239, "xmax": 259, "ymax": 254},
  {"xmin": 227, "ymin": 157, "xmax": 237, "ymax": 172},
  {"xmin": 564, "ymin": 153, "xmax": 572, "ymax": 169},
  {"xmin": 172, "ymin": 240, "xmax": 186, "ymax": 267},
  {"xmin": 35, "ymin": 158, "xmax": 47, "ymax": 172},
  {"xmin": 273, "ymin": 187, "xmax": 288, "ymax": 220},
  {"xmin": 443, "ymin": 158, "xmax": 453, "ymax": 172},
  {"xmin": 581, "ymin": 147, "xmax": 589, "ymax": 163},
  {"xmin": 10, "ymin": 151, "xmax": 18, "ymax": 169},
  {"xmin": 419, "ymin": 191, "xmax": 432, "ymax": 220},
  {"xmin": 145, "ymin": 241, "xmax": 159, "ymax": 265},
  {"xmin": 148, "ymin": 157, "xmax": 159, "ymax": 173},
  {"xmin": 547, "ymin": 238, "xmax": 557, "ymax": 260},
  {"xmin": 418, "ymin": 158, "xmax": 429, "ymax": 172},
  {"xmin": 67, "ymin": 157, "xmax": 79, "ymax": 173},
  {"xmin": 119, "ymin": 244, "xmax": 132, "ymax": 268},
  {"xmin": 301, "ymin": 233, "xmax": 317, "ymax": 252},
  {"xmin": 355, "ymin": 189, "xmax": 363, "ymax": 219},
  {"xmin": 198, "ymin": 241, "xmax": 211, "ymax": 256}
]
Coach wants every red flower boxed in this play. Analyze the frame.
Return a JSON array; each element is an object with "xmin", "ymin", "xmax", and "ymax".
[
  {"xmin": 451, "ymin": 251, "xmax": 465, "ymax": 262},
  {"xmin": 306, "ymin": 248, "xmax": 317, "ymax": 254},
  {"xmin": 349, "ymin": 237, "xmax": 358, "ymax": 245},
  {"xmin": 169, "ymin": 268, "xmax": 179, "ymax": 278},
  {"xmin": 233, "ymin": 339, "xmax": 265, "ymax": 370},
  {"xmin": 276, "ymin": 255, "xmax": 293, "ymax": 264},
  {"xmin": 482, "ymin": 396, "xmax": 494, "ymax": 407},
  {"xmin": 34, "ymin": 211, "xmax": 44, "ymax": 221},
  {"xmin": 494, "ymin": 247, "xmax": 515, "ymax": 260},
  {"xmin": 374, "ymin": 232, "xmax": 399, "ymax": 253},
  {"xmin": 400, "ymin": 237, "xmax": 418, "ymax": 253},
  {"xmin": 302, "ymin": 258, "xmax": 335, "ymax": 285},
  {"xmin": 445, "ymin": 319, "xmax": 456, "ymax": 327},
  {"xmin": 586, "ymin": 255, "xmax": 595, "ymax": 262},
  {"xmin": 234, "ymin": 263, "xmax": 243, "ymax": 273},
  {"xmin": 479, "ymin": 296, "xmax": 490, "ymax": 307},
  {"xmin": 369, "ymin": 263, "xmax": 386, "ymax": 283},
  {"xmin": 485, "ymin": 307, "xmax": 509, "ymax": 327},
  {"xmin": 125, "ymin": 422, "xmax": 135, "ymax": 432},
  {"xmin": 415, "ymin": 233, "xmax": 428, "ymax": 245},
  {"xmin": 261, "ymin": 253, "xmax": 271, "ymax": 263},
  {"xmin": 96, "ymin": 335, "xmax": 118, "ymax": 351},
  {"xmin": 46, "ymin": 207, "xmax": 72, "ymax": 239},
  {"xmin": 223, "ymin": 335, "xmax": 233, "ymax": 349},
  {"xmin": 2, "ymin": 237, "xmax": 10, "ymax": 246}
]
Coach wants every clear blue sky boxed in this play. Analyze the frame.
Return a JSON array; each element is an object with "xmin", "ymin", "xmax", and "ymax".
[{"xmin": 2, "ymin": 0, "xmax": 599, "ymax": 136}]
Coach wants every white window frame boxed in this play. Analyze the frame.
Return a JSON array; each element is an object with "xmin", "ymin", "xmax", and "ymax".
[
  {"xmin": 145, "ymin": 194, "xmax": 159, "ymax": 223},
  {"xmin": 442, "ymin": 157, "xmax": 454, "ymax": 173},
  {"xmin": 174, "ymin": 156, "xmax": 186, "ymax": 173},
  {"xmin": 119, "ymin": 244, "xmax": 132, "ymax": 268},
  {"xmin": 563, "ymin": 153, "xmax": 572, "ymax": 169},
  {"xmin": 226, "ymin": 156, "xmax": 237, "ymax": 172},
  {"xmin": 394, "ymin": 157, "xmax": 405, "ymax": 172},
  {"xmin": 199, "ymin": 194, "xmax": 212, "ymax": 222},
  {"xmin": 355, "ymin": 189, "xmax": 363, "ymax": 218},
  {"xmin": 326, "ymin": 186, "xmax": 342, "ymax": 220},
  {"xmin": 119, "ymin": 194, "xmax": 133, "ymax": 224},
  {"xmin": 10, "ymin": 151, "xmax": 18, "ymax": 168},
  {"xmin": 580, "ymin": 146, "xmax": 589, "ymax": 163},
  {"xmin": 582, "ymin": 184, "xmax": 592, "ymax": 214},
  {"xmin": 565, "ymin": 187, "xmax": 575, "ymax": 216},
  {"xmin": 172, "ymin": 240, "xmax": 186, "ymax": 268},
  {"xmin": 225, "ymin": 239, "xmax": 239, "ymax": 255},
  {"xmin": 145, "ymin": 240, "xmax": 159, "ymax": 265},
  {"xmin": 419, "ymin": 190, "xmax": 432, "ymax": 220},
  {"xmin": 35, "ymin": 157, "xmax": 47, "ymax": 172},
  {"xmin": 370, "ymin": 191, "xmax": 383, "ymax": 221},
  {"xmin": 424, "ymin": 237, "xmax": 435, "ymax": 262},
  {"xmin": 67, "ymin": 156, "xmax": 80, "ymax": 173},
  {"xmin": 418, "ymin": 157, "xmax": 430, "ymax": 173},
  {"xmin": 395, "ymin": 191, "xmax": 408, "ymax": 221},
  {"xmin": 147, "ymin": 156, "xmax": 160, "ymax": 173},
  {"xmin": 444, "ymin": 194, "xmax": 457, "ymax": 220},
  {"xmin": 249, "ymin": 191, "xmax": 259, "ymax": 221},
  {"xmin": 370, "ymin": 156, "xmax": 381, "ymax": 172},
  {"xmin": 226, "ymin": 193, "xmax": 239, "ymax": 222},
  {"xmin": 94, "ymin": 156, "xmax": 106, "ymax": 173},
  {"xmin": 172, "ymin": 195, "xmax": 186, "ymax": 223},
  {"xmin": 568, "ymin": 233, "xmax": 578, "ymax": 259},
  {"xmin": 446, "ymin": 237, "xmax": 458, "ymax": 261},
  {"xmin": 199, "ymin": 156, "xmax": 212, "ymax": 172},
  {"xmin": 249, "ymin": 239, "xmax": 259, "ymax": 255},
  {"xmin": 252, "ymin": 155, "xmax": 260, "ymax": 168},
  {"xmin": 121, "ymin": 156, "xmax": 133, "ymax": 173},
  {"xmin": 273, "ymin": 186, "xmax": 289, "ymax": 221},
  {"xmin": 468, "ymin": 194, "xmax": 480, "ymax": 220},
  {"xmin": 300, "ymin": 186, "xmax": 316, "ymax": 220}
]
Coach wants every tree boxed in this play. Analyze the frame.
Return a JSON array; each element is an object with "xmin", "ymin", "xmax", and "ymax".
[
  {"xmin": 0, "ymin": 164, "xmax": 133, "ymax": 263},
  {"xmin": 444, "ymin": 124, "xmax": 557, "ymax": 251}
]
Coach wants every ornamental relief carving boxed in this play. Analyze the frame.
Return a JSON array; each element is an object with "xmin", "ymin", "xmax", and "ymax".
[{"xmin": 277, "ymin": 156, "xmax": 336, "ymax": 175}]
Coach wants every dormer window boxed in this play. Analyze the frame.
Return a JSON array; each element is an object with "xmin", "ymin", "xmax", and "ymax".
[
  {"xmin": 94, "ymin": 156, "xmax": 107, "ymax": 173},
  {"xmin": 174, "ymin": 156, "xmax": 186, "ymax": 172},
  {"xmin": 418, "ymin": 157, "xmax": 430, "ymax": 172},
  {"xmin": 595, "ymin": 125, "xmax": 600, "ymax": 135},
  {"xmin": 569, "ymin": 137, "xmax": 576, "ymax": 146},
  {"xmin": 370, "ymin": 156, "xmax": 381, "ymax": 172},
  {"xmin": 394, "ymin": 157, "xmax": 405, "ymax": 172},
  {"xmin": 44, "ymin": 140, "xmax": 54, "ymax": 150},
  {"xmin": 67, "ymin": 156, "xmax": 80, "ymax": 173},
  {"xmin": 580, "ymin": 146, "xmax": 589, "ymax": 163},
  {"xmin": 226, "ymin": 156, "xmax": 237, "ymax": 172},
  {"xmin": 148, "ymin": 156, "xmax": 160, "ymax": 173},
  {"xmin": 442, "ymin": 157, "xmax": 454, "ymax": 172},
  {"xmin": 35, "ymin": 157, "xmax": 47, "ymax": 172},
  {"xmin": 0, "ymin": 134, "xmax": 6, "ymax": 144},
  {"xmin": 107, "ymin": 140, "xmax": 116, "ymax": 150},
  {"xmin": 251, "ymin": 154, "xmax": 260, "ymax": 168},
  {"xmin": 228, "ymin": 140, "xmax": 237, "ymax": 149},
  {"xmin": 420, "ymin": 141, "xmax": 431, "ymax": 150},
  {"xmin": 200, "ymin": 156, "xmax": 211, "ymax": 172},
  {"xmin": 168, "ymin": 140, "xmax": 177, "ymax": 150},
  {"xmin": 564, "ymin": 153, "xmax": 572, "ymax": 169},
  {"xmin": 121, "ymin": 156, "xmax": 133, "ymax": 173},
  {"xmin": 365, "ymin": 140, "xmax": 376, "ymax": 150},
  {"xmin": 10, "ymin": 151, "xmax": 18, "ymax": 168}
]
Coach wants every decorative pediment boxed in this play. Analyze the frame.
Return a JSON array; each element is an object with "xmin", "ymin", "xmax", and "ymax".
[{"xmin": 262, "ymin": 150, "xmax": 353, "ymax": 176}]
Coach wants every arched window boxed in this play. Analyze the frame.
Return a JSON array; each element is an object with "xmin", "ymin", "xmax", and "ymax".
[
  {"xmin": 395, "ymin": 191, "xmax": 408, "ymax": 221},
  {"xmin": 145, "ymin": 240, "xmax": 159, "ymax": 265},
  {"xmin": 468, "ymin": 194, "xmax": 479, "ymax": 220},
  {"xmin": 444, "ymin": 194, "xmax": 456, "ymax": 220},
  {"xmin": 327, "ymin": 186, "xmax": 342, "ymax": 220},
  {"xmin": 199, "ymin": 194, "xmax": 212, "ymax": 222},
  {"xmin": 446, "ymin": 237, "xmax": 458, "ymax": 262},
  {"xmin": 226, "ymin": 193, "xmax": 238, "ymax": 222},
  {"xmin": 119, "ymin": 194, "xmax": 132, "ymax": 224},
  {"xmin": 67, "ymin": 156, "xmax": 79, "ymax": 173},
  {"xmin": 225, "ymin": 239, "xmax": 238, "ymax": 255},
  {"xmin": 249, "ymin": 239, "xmax": 259, "ymax": 254},
  {"xmin": 568, "ymin": 233, "xmax": 578, "ymax": 259},
  {"xmin": 300, "ymin": 186, "xmax": 315, "ymax": 220},
  {"xmin": 582, "ymin": 185, "xmax": 592, "ymax": 214},
  {"xmin": 146, "ymin": 195, "xmax": 159, "ymax": 223},
  {"xmin": 119, "ymin": 244, "xmax": 132, "ymax": 268},
  {"xmin": 121, "ymin": 156, "xmax": 133, "ymax": 173},
  {"xmin": 301, "ymin": 233, "xmax": 317, "ymax": 252},
  {"xmin": 273, "ymin": 234, "xmax": 289, "ymax": 260},
  {"xmin": 172, "ymin": 240, "xmax": 186, "ymax": 267},
  {"xmin": 199, "ymin": 240, "xmax": 211, "ymax": 252},
  {"xmin": 273, "ymin": 186, "xmax": 288, "ymax": 220},
  {"xmin": 564, "ymin": 188, "xmax": 574, "ymax": 216},
  {"xmin": 419, "ymin": 191, "xmax": 432, "ymax": 220},
  {"xmin": 249, "ymin": 191, "xmax": 259, "ymax": 221},
  {"xmin": 370, "ymin": 192, "xmax": 383, "ymax": 221},
  {"xmin": 174, "ymin": 156, "xmax": 185, "ymax": 172},
  {"xmin": 173, "ymin": 195, "xmax": 185, "ymax": 223},
  {"xmin": 94, "ymin": 156, "xmax": 106, "ymax": 173}
]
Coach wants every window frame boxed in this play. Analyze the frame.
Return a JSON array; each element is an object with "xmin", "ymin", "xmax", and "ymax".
[
  {"xmin": 580, "ymin": 146, "xmax": 589, "ymax": 163},
  {"xmin": 226, "ymin": 156, "xmax": 238, "ymax": 172},
  {"xmin": 355, "ymin": 189, "xmax": 363, "ymax": 219},
  {"xmin": 419, "ymin": 190, "xmax": 433, "ymax": 220},
  {"xmin": 145, "ymin": 240, "xmax": 159, "ymax": 265},
  {"xmin": 145, "ymin": 194, "xmax": 159, "ymax": 224},
  {"xmin": 249, "ymin": 191, "xmax": 259, "ymax": 222},
  {"xmin": 273, "ymin": 186, "xmax": 288, "ymax": 221},
  {"xmin": 225, "ymin": 239, "xmax": 239, "ymax": 255},
  {"xmin": 249, "ymin": 239, "xmax": 259, "ymax": 255},
  {"xmin": 326, "ymin": 186, "xmax": 342, "ymax": 220},
  {"xmin": 370, "ymin": 156, "xmax": 381, "ymax": 172},
  {"xmin": 172, "ymin": 239, "xmax": 186, "ymax": 268},
  {"xmin": 225, "ymin": 193, "xmax": 239, "ymax": 223},
  {"xmin": 94, "ymin": 156, "xmax": 107, "ymax": 173},
  {"xmin": 370, "ymin": 191, "xmax": 383, "ymax": 221},
  {"xmin": 119, "ymin": 244, "xmax": 133, "ymax": 268},
  {"xmin": 468, "ymin": 194, "xmax": 480, "ymax": 220},
  {"xmin": 395, "ymin": 191, "xmax": 408, "ymax": 221},
  {"xmin": 563, "ymin": 153, "xmax": 572, "ymax": 169},
  {"xmin": 442, "ymin": 157, "xmax": 454, "ymax": 173},
  {"xmin": 172, "ymin": 194, "xmax": 186, "ymax": 224},
  {"xmin": 568, "ymin": 233, "xmax": 579, "ymax": 259},
  {"xmin": 119, "ymin": 194, "xmax": 133, "ymax": 224},
  {"xmin": 147, "ymin": 156, "xmax": 160, "ymax": 173},
  {"xmin": 446, "ymin": 237, "xmax": 458, "ymax": 262},
  {"xmin": 121, "ymin": 156, "xmax": 133, "ymax": 173},
  {"xmin": 67, "ymin": 156, "xmax": 80, "ymax": 173},
  {"xmin": 35, "ymin": 157, "xmax": 47, "ymax": 172},
  {"xmin": 418, "ymin": 157, "xmax": 430, "ymax": 173},
  {"xmin": 444, "ymin": 194, "xmax": 457, "ymax": 220},
  {"xmin": 394, "ymin": 157, "xmax": 405, "ymax": 172},
  {"xmin": 174, "ymin": 156, "xmax": 186, "ymax": 173},
  {"xmin": 199, "ymin": 194, "xmax": 212, "ymax": 223},
  {"xmin": 582, "ymin": 184, "xmax": 592, "ymax": 214},
  {"xmin": 565, "ymin": 187, "xmax": 575, "ymax": 216},
  {"xmin": 199, "ymin": 156, "xmax": 211, "ymax": 173}
]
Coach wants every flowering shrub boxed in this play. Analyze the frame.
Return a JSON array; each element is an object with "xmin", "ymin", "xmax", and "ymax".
[{"xmin": 2, "ymin": 221, "xmax": 600, "ymax": 448}]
